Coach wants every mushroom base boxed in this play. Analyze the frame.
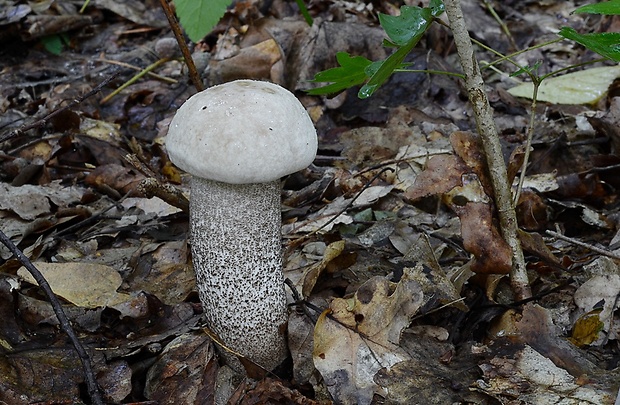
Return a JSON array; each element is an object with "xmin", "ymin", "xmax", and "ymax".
[{"xmin": 189, "ymin": 177, "xmax": 288, "ymax": 371}]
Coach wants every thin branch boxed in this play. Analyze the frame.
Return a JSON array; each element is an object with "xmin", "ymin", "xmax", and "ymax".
[
  {"xmin": 0, "ymin": 73, "xmax": 119, "ymax": 143},
  {"xmin": 100, "ymin": 58, "xmax": 170, "ymax": 104},
  {"xmin": 481, "ymin": 0, "xmax": 517, "ymax": 51},
  {"xmin": 0, "ymin": 230, "xmax": 103, "ymax": 405},
  {"xmin": 159, "ymin": 0, "xmax": 204, "ymax": 92},
  {"xmin": 97, "ymin": 57, "xmax": 178, "ymax": 83},
  {"xmin": 443, "ymin": 0, "xmax": 531, "ymax": 300},
  {"xmin": 546, "ymin": 229, "xmax": 620, "ymax": 261}
]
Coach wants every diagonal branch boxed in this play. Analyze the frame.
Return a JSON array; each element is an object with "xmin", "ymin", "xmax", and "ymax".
[
  {"xmin": 443, "ymin": 0, "xmax": 531, "ymax": 300},
  {"xmin": 0, "ymin": 230, "xmax": 103, "ymax": 405}
]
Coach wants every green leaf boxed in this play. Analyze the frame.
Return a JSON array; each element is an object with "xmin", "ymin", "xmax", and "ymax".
[
  {"xmin": 429, "ymin": 0, "xmax": 445, "ymax": 17},
  {"xmin": 307, "ymin": 52, "xmax": 373, "ymax": 95},
  {"xmin": 175, "ymin": 0, "xmax": 231, "ymax": 42},
  {"xmin": 359, "ymin": 5, "xmax": 437, "ymax": 98},
  {"xmin": 559, "ymin": 27, "xmax": 620, "ymax": 62},
  {"xmin": 379, "ymin": 6, "xmax": 433, "ymax": 46},
  {"xmin": 510, "ymin": 61, "xmax": 542, "ymax": 77},
  {"xmin": 573, "ymin": 0, "xmax": 620, "ymax": 15},
  {"xmin": 307, "ymin": 1, "xmax": 444, "ymax": 97},
  {"xmin": 40, "ymin": 34, "xmax": 64, "ymax": 55},
  {"xmin": 294, "ymin": 0, "xmax": 313, "ymax": 25},
  {"xmin": 40, "ymin": 34, "xmax": 69, "ymax": 55}
]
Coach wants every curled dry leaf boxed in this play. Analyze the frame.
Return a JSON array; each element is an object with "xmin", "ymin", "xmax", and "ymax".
[
  {"xmin": 404, "ymin": 154, "xmax": 468, "ymax": 201},
  {"xmin": 445, "ymin": 174, "xmax": 511, "ymax": 274},
  {"xmin": 574, "ymin": 259, "xmax": 620, "ymax": 343},
  {"xmin": 452, "ymin": 200, "xmax": 512, "ymax": 274},
  {"xmin": 302, "ymin": 240, "xmax": 346, "ymax": 298},
  {"xmin": 85, "ymin": 163, "xmax": 145, "ymax": 197},
  {"xmin": 450, "ymin": 131, "xmax": 493, "ymax": 196},
  {"xmin": 313, "ymin": 268, "xmax": 423, "ymax": 405}
]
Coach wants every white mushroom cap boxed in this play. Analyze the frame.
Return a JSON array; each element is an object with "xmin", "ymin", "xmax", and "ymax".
[{"xmin": 166, "ymin": 80, "xmax": 317, "ymax": 184}]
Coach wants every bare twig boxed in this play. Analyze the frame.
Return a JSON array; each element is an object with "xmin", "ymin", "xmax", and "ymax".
[
  {"xmin": 443, "ymin": 0, "xmax": 531, "ymax": 300},
  {"xmin": 97, "ymin": 57, "xmax": 178, "ymax": 83},
  {"xmin": 100, "ymin": 58, "xmax": 170, "ymax": 104},
  {"xmin": 159, "ymin": 0, "xmax": 204, "ymax": 92},
  {"xmin": 546, "ymin": 229, "xmax": 620, "ymax": 261},
  {"xmin": 0, "ymin": 73, "xmax": 119, "ymax": 144},
  {"xmin": 0, "ymin": 230, "xmax": 103, "ymax": 405}
]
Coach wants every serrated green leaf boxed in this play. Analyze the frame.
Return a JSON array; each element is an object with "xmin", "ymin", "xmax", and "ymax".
[
  {"xmin": 379, "ymin": 6, "xmax": 433, "ymax": 46},
  {"xmin": 559, "ymin": 27, "xmax": 620, "ymax": 62},
  {"xmin": 307, "ymin": 52, "xmax": 373, "ymax": 95},
  {"xmin": 573, "ymin": 0, "xmax": 620, "ymax": 15},
  {"xmin": 175, "ymin": 0, "xmax": 230, "ymax": 42},
  {"xmin": 359, "ymin": 5, "xmax": 435, "ymax": 98},
  {"xmin": 306, "ymin": 2, "xmax": 442, "ymax": 97}
]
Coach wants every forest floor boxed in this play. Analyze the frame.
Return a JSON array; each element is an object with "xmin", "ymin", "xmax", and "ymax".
[{"xmin": 1, "ymin": 0, "xmax": 620, "ymax": 403}]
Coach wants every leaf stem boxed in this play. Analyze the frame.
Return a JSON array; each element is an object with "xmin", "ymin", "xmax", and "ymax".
[{"xmin": 393, "ymin": 68, "xmax": 465, "ymax": 79}]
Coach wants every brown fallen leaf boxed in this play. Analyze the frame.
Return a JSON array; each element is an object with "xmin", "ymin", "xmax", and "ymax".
[
  {"xmin": 85, "ymin": 163, "xmax": 145, "ymax": 197},
  {"xmin": 450, "ymin": 131, "xmax": 493, "ymax": 196},
  {"xmin": 144, "ymin": 333, "xmax": 216, "ymax": 404},
  {"xmin": 208, "ymin": 38, "xmax": 283, "ymax": 84},
  {"xmin": 404, "ymin": 154, "xmax": 468, "ymax": 201},
  {"xmin": 313, "ymin": 268, "xmax": 423, "ymax": 405},
  {"xmin": 302, "ymin": 239, "xmax": 346, "ymax": 298}
]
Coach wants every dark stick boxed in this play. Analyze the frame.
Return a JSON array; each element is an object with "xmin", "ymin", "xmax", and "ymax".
[
  {"xmin": 0, "ymin": 230, "xmax": 104, "ymax": 405},
  {"xmin": 0, "ymin": 72, "xmax": 119, "ymax": 144},
  {"xmin": 159, "ymin": 0, "xmax": 204, "ymax": 92}
]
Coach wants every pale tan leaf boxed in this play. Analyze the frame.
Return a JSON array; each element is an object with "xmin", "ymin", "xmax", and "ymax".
[
  {"xmin": 507, "ymin": 65, "xmax": 620, "ymax": 105},
  {"xmin": 18, "ymin": 262, "xmax": 130, "ymax": 308}
]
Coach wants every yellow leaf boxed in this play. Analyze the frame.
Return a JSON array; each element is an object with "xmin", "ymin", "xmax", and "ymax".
[{"xmin": 568, "ymin": 309, "xmax": 604, "ymax": 347}]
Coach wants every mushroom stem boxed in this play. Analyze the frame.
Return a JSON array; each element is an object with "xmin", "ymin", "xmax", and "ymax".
[{"xmin": 190, "ymin": 176, "xmax": 288, "ymax": 370}]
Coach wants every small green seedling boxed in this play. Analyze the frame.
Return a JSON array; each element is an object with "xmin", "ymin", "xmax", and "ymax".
[
  {"xmin": 310, "ymin": 0, "xmax": 620, "ymax": 99},
  {"xmin": 308, "ymin": 0, "xmax": 445, "ymax": 98},
  {"xmin": 559, "ymin": 0, "xmax": 620, "ymax": 62}
]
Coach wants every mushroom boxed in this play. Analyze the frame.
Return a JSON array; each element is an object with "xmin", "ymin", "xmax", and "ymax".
[{"xmin": 165, "ymin": 80, "xmax": 317, "ymax": 370}]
